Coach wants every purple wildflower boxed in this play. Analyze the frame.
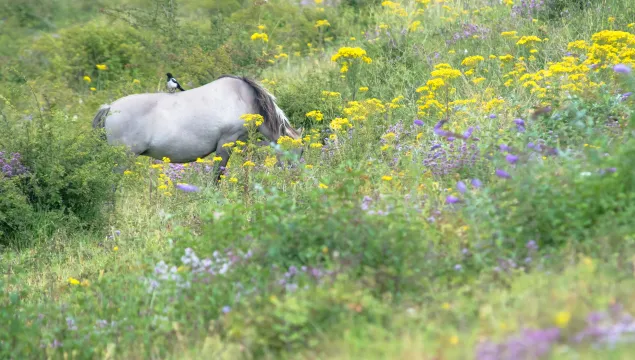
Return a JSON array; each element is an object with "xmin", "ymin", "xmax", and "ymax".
[
  {"xmin": 489, "ymin": 114, "xmax": 497, "ymax": 119},
  {"xmin": 514, "ymin": 118, "xmax": 526, "ymax": 132},
  {"xmin": 573, "ymin": 304, "xmax": 635, "ymax": 347},
  {"xmin": 454, "ymin": 264, "xmax": 463, "ymax": 271},
  {"xmin": 476, "ymin": 327, "xmax": 561, "ymax": 360},
  {"xmin": 463, "ymin": 127, "xmax": 474, "ymax": 139},
  {"xmin": 0, "ymin": 152, "xmax": 28, "ymax": 178},
  {"xmin": 499, "ymin": 144, "xmax": 511, "ymax": 152},
  {"xmin": 471, "ymin": 178, "xmax": 482, "ymax": 188},
  {"xmin": 613, "ymin": 64, "xmax": 632, "ymax": 74},
  {"xmin": 622, "ymin": 92, "xmax": 632, "ymax": 101},
  {"xmin": 222, "ymin": 306, "xmax": 231, "ymax": 314},
  {"xmin": 423, "ymin": 141, "xmax": 480, "ymax": 177},
  {"xmin": 413, "ymin": 119, "xmax": 424, "ymax": 126},
  {"xmin": 433, "ymin": 120, "xmax": 449, "ymax": 137},
  {"xmin": 505, "ymin": 154, "xmax": 519, "ymax": 165},
  {"xmin": 457, "ymin": 180, "xmax": 467, "ymax": 193},
  {"xmin": 361, "ymin": 196, "xmax": 373, "ymax": 211},
  {"xmin": 495, "ymin": 169, "xmax": 511, "ymax": 179},
  {"xmin": 446, "ymin": 195, "xmax": 460, "ymax": 204},
  {"xmin": 176, "ymin": 183, "xmax": 200, "ymax": 192}
]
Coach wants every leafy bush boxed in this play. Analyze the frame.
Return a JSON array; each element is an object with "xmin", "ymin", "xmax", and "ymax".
[
  {"xmin": 0, "ymin": 103, "xmax": 128, "ymax": 247},
  {"xmin": 467, "ymin": 132, "xmax": 635, "ymax": 253},
  {"xmin": 0, "ymin": 176, "xmax": 35, "ymax": 244},
  {"xmin": 28, "ymin": 22, "xmax": 151, "ymax": 91}
]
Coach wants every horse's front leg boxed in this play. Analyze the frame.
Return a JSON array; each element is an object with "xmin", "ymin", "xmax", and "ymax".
[{"xmin": 213, "ymin": 147, "xmax": 231, "ymax": 185}]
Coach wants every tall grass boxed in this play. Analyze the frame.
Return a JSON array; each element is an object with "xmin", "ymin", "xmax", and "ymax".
[{"xmin": 1, "ymin": 0, "xmax": 635, "ymax": 358}]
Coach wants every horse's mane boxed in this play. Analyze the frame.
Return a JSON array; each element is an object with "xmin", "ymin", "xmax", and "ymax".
[{"xmin": 217, "ymin": 75, "xmax": 300, "ymax": 139}]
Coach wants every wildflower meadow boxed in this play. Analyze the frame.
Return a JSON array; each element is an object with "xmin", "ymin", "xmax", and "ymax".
[{"xmin": 2, "ymin": 0, "xmax": 635, "ymax": 358}]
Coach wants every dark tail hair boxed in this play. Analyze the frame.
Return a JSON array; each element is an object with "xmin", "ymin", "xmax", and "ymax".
[
  {"xmin": 218, "ymin": 75, "xmax": 299, "ymax": 139},
  {"xmin": 92, "ymin": 104, "xmax": 110, "ymax": 139}
]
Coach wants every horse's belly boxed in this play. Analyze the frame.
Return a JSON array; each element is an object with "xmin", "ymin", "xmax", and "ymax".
[{"xmin": 147, "ymin": 133, "xmax": 219, "ymax": 163}]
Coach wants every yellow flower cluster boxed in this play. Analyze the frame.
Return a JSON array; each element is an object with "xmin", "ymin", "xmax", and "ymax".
[
  {"xmin": 430, "ymin": 64, "xmax": 462, "ymax": 80},
  {"xmin": 516, "ymin": 35, "xmax": 543, "ymax": 46},
  {"xmin": 329, "ymin": 117, "xmax": 352, "ymax": 131},
  {"xmin": 250, "ymin": 32, "xmax": 269, "ymax": 42},
  {"xmin": 342, "ymin": 98, "xmax": 386, "ymax": 122},
  {"xmin": 500, "ymin": 29, "xmax": 633, "ymax": 99},
  {"xmin": 322, "ymin": 90, "xmax": 341, "ymax": 98},
  {"xmin": 315, "ymin": 19, "xmax": 330, "ymax": 28},
  {"xmin": 388, "ymin": 95, "xmax": 404, "ymax": 109},
  {"xmin": 241, "ymin": 113, "xmax": 264, "ymax": 127},
  {"xmin": 331, "ymin": 47, "xmax": 372, "ymax": 64},
  {"xmin": 461, "ymin": 55, "xmax": 485, "ymax": 68},
  {"xmin": 408, "ymin": 21, "xmax": 422, "ymax": 32},
  {"xmin": 264, "ymin": 156, "xmax": 278, "ymax": 168},
  {"xmin": 586, "ymin": 30, "xmax": 635, "ymax": 67},
  {"xmin": 381, "ymin": 1, "xmax": 408, "ymax": 17},
  {"xmin": 277, "ymin": 136, "xmax": 303, "ymax": 150},
  {"xmin": 306, "ymin": 110, "xmax": 324, "ymax": 121}
]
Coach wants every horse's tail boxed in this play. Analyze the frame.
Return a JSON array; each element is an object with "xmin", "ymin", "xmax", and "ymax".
[
  {"xmin": 92, "ymin": 104, "xmax": 110, "ymax": 139},
  {"xmin": 219, "ymin": 75, "xmax": 299, "ymax": 139}
]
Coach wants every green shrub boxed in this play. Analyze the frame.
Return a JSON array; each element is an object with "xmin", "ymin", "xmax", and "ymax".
[
  {"xmin": 28, "ymin": 21, "xmax": 151, "ymax": 91},
  {"xmin": 467, "ymin": 134, "xmax": 635, "ymax": 253},
  {"xmin": 0, "ymin": 103, "xmax": 128, "ymax": 246},
  {"xmin": 0, "ymin": 177, "xmax": 35, "ymax": 245}
]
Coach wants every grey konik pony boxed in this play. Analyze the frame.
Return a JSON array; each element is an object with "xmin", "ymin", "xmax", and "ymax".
[{"xmin": 92, "ymin": 75, "xmax": 304, "ymax": 182}]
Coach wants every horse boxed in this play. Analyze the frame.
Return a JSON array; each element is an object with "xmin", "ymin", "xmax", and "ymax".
[{"xmin": 91, "ymin": 75, "xmax": 304, "ymax": 182}]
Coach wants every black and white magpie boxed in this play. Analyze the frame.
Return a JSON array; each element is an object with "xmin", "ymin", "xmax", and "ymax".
[{"xmin": 166, "ymin": 73, "xmax": 185, "ymax": 93}]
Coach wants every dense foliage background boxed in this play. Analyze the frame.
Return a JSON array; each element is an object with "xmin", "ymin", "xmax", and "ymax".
[{"xmin": 1, "ymin": 0, "xmax": 635, "ymax": 358}]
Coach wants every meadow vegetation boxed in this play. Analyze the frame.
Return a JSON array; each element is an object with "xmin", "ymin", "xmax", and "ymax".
[{"xmin": 2, "ymin": 0, "xmax": 635, "ymax": 358}]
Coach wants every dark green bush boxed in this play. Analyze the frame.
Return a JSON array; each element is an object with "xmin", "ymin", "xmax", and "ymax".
[
  {"xmin": 0, "ymin": 177, "xmax": 35, "ymax": 245},
  {"xmin": 0, "ymin": 105, "xmax": 128, "ymax": 247}
]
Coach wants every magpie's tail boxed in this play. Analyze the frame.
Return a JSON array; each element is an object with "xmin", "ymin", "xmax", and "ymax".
[{"xmin": 178, "ymin": 84, "xmax": 185, "ymax": 91}]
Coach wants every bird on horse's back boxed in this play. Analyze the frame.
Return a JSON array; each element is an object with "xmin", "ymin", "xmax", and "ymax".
[{"xmin": 92, "ymin": 75, "xmax": 304, "ymax": 181}]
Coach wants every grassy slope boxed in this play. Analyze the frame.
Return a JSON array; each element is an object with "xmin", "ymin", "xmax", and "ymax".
[{"xmin": 2, "ymin": 0, "xmax": 635, "ymax": 359}]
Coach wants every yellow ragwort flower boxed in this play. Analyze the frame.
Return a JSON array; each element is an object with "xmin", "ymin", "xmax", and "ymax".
[
  {"xmin": 516, "ymin": 35, "xmax": 543, "ymax": 46},
  {"xmin": 306, "ymin": 110, "xmax": 324, "ymax": 121},
  {"xmin": 554, "ymin": 311, "xmax": 571, "ymax": 328},
  {"xmin": 315, "ymin": 19, "xmax": 330, "ymax": 28},
  {"xmin": 250, "ymin": 33, "xmax": 269, "ymax": 42}
]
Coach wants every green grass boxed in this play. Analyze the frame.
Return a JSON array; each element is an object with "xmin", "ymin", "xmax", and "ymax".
[{"xmin": 2, "ymin": 0, "xmax": 635, "ymax": 358}]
